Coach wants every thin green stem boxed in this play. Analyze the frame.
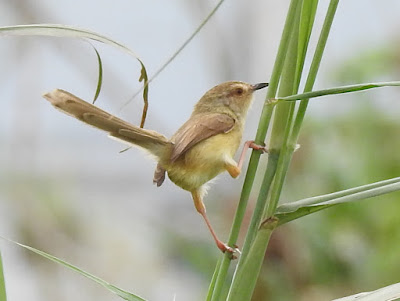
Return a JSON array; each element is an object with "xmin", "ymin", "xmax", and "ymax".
[
  {"xmin": 238, "ymin": 152, "xmax": 280, "ymax": 260},
  {"xmin": 148, "ymin": 0, "xmax": 226, "ymax": 84},
  {"xmin": 0, "ymin": 252, "xmax": 6, "ymax": 301},
  {"xmin": 206, "ymin": 257, "xmax": 222, "ymax": 301},
  {"xmin": 123, "ymin": 0, "xmax": 226, "ymax": 108},
  {"xmin": 295, "ymin": 0, "xmax": 318, "ymax": 89}
]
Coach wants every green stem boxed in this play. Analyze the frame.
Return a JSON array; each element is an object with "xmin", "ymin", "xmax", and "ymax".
[
  {"xmin": 226, "ymin": 0, "xmax": 344, "ymax": 299},
  {"xmin": 226, "ymin": 1, "xmax": 304, "ymax": 300},
  {"xmin": 0, "ymin": 252, "xmax": 6, "ymax": 301},
  {"xmin": 206, "ymin": 257, "xmax": 222, "ymax": 301},
  {"xmin": 290, "ymin": 0, "xmax": 340, "ymax": 143},
  {"xmin": 264, "ymin": 0, "xmax": 319, "ymax": 218},
  {"xmin": 266, "ymin": 0, "xmax": 339, "ymax": 238},
  {"xmin": 239, "ymin": 151, "xmax": 280, "ymax": 259},
  {"xmin": 237, "ymin": 0, "xmax": 300, "ymax": 266},
  {"xmin": 267, "ymin": 0, "xmax": 340, "ymax": 219},
  {"xmin": 207, "ymin": 0, "xmax": 300, "ymax": 299},
  {"xmin": 264, "ymin": 4, "xmax": 303, "ymax": 216},
  {"xmin": 266, "ymin": 0, "xmax": 339, "ymax": 221},
  {"xmin": 227, "ymin": 218, "xmax": 278, "ymax": 301}
]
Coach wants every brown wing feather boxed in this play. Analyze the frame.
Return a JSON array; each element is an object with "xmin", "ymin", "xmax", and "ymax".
[{"xmin": 170, "ymin": 113, "xmax": 235, "ymax": 162}]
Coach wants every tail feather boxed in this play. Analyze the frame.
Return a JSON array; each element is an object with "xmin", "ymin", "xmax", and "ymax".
[{"xmin": 43, "ymin": 89, "xmax": 171, "ymax": 159}]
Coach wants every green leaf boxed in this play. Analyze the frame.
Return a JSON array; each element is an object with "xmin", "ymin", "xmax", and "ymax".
[
  {"xmin": 0, "ymin": 24, "xmax": 149, "ymax": 122},
  {"xmin": 332, "ymin": 282, "xmax": 400, "ymax": 301},
  {"xmin": 276, "ymin": 177, "xmax": 400, "ymax": 225},
  {"xmin": 0, "ymin": 251, "xmax": 7, "ymax": 301},
  {"xmin": 91, "ymin": 44, "xmax": 103, "ymax": 104},
  {"xmin": 1, "ymin": 237, "xmax": 147, "ymax": 301},
  {"xmin": 275, "ymin": 81, "xmax": 400, "ymax": 102}
]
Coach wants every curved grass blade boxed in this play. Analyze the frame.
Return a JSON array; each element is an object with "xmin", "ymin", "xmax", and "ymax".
[
  {"xmin": 276, "ymin": 177, "xmax": 400, "ymax": 225},
  {"xmin": 274, "ymin": 81, "xmax": 400, "ymax": 102},
  {"xmin": 1, "ymin": 237, "xmax": 147, "ymax": 301},
  {"xmin": 139, "ymin": 66, "xmax": 148, "ymax": 128},
  {"xmin": 0, "ymin": 24, "xmax": 149, "ymax": 125},
  {"xmin": 332, "ymin": 282, "xmax": 400, "ymax": 301},
  {"xmin": 0, "ymin": 252, "xmax": 6, "ymax": 301},
  {"xmin": 91, "ymin": 44, "xmax": 103, "ymax": 104}
]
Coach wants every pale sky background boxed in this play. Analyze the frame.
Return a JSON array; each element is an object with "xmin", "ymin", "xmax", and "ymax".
[{"xmin": 1, "ymin": 1, "xmax": 400, "ymax": 301}]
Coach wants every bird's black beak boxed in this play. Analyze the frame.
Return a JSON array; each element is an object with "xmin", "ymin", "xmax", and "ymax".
[{"xmin": 252, "ymin": 83, "xmax": 269, "ymax": 91}]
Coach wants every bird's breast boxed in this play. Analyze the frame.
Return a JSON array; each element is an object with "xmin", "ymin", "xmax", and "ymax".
[{"xmin": 164, "ymin": 130, "xmax": 242, "ymax": 191}]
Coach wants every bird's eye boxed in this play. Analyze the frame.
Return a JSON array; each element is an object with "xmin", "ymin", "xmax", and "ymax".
[{"xmin": 235, "ymin": 88, "xmax": 244, "ymax": 95}]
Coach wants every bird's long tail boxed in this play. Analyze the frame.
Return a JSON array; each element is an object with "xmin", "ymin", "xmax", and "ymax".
[{"xmin": 43, "ymin": 89, "xmax": 172, "ymax": 159}]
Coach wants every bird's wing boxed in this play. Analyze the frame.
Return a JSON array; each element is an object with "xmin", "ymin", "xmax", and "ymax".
[{"xmin": 170, "ymin": 113, "xmax": 235, "ymax": 162}]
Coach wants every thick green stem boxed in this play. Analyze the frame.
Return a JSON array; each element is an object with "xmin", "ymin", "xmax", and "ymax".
[
  {"xmin": 226, "ymin": 218, "xmax": 278, "ymax": 301},
  {"xmin": 267, "ymin": 0, "xmax": 340, "ymax": 219},
  {"xmin": 226, "ymin": 1, "xmax": 303, "ymax": 300},
  {"xmin": 225, "ymin": 0, "xmax": 343, "ymax": 299},
  {"xmin": 264, "ymin": 8, "xmax": 302, "ymax": 216},
  {"xmin": 207, "ymin": 0, "xmax": 300, "ymax": 299},
  {"xmin": 264, "ymin": 0, "xmax": 320, "ymax": 218},
  {"xmin": 290, "ymin": 0, "xmax": 340, "ymax": 143}
]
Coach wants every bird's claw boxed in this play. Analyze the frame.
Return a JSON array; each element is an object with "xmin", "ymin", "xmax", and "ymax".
[
  {"xmin": 218, "ymin": 242, "xmax": 241, "ymax": 259},
  {"xmin": 249, "ymin": 141, "xmax": 268, "ymax": 153}
]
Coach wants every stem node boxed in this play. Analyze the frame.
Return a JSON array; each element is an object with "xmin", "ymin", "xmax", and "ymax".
[{"xmin": 259, "ymin": 216, "xmax": 279, "ymax": 230}]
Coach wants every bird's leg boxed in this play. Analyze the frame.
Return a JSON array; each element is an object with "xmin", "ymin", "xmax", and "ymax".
[
  {"xmin": 225, "ymin": 140, "xmax": 268, "ymax": 178},
  {"xmin": 191, "ymin": 190, "xmax": 235, "ymax": 254},
  {"xmin": 238, "ymin": 140, "xmax": 268, "ymax": 171}
]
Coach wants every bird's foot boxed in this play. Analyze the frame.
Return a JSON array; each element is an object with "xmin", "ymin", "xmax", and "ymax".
[
  {"xmin": 217, "ymin": 241, "xmax": 241, "ymax": 259},
  {"xmin": 248, "ymin": 141, "xmax": 268, "ymax": 153}
]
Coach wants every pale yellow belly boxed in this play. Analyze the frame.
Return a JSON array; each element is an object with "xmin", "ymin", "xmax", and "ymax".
[{"xmin": 165, "ymin": 132, "xmax": 241, "ymax": 192}]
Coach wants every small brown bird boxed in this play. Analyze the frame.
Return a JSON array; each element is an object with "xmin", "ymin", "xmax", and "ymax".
[{"xmin": 43, "ymin": 81, "xmax": 268, "ymax": 253}]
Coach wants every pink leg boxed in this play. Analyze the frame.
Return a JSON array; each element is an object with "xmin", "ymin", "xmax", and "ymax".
[
  {"xmin": 191, "ymin": 190, "xmax": 236, "ymax": 254},
  {"xmin": 237, "ymin": 140, "xmax": 268, "ymax": 171}
]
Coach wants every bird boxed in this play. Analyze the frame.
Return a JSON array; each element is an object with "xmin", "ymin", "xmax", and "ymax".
[{"xmin": 43, "ymin": 81, "xmax": 268, "ymax": 254}]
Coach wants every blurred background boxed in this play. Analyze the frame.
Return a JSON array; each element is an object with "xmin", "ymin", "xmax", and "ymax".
[{"xmin": 1, "ymin": 1, "xmax": 400, "ymax": 300}]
